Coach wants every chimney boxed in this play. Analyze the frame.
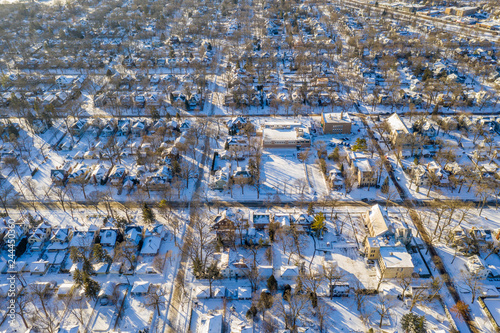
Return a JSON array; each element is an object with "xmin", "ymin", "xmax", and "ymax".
[{"xmin": 340, "ymin": 110, "xmax": 344, "ymax": 120}]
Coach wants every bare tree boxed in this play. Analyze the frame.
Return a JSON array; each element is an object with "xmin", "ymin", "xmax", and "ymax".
[
  {"xmin": 352, "ymin": 280, "xmax": 368, "ymax": 312},
  {"xmin": 298, "ymin": 269, "xmax": 324, "ymax": 307},
  {"xmin": 461, "ymin": 269, "xmax": 483, "ymax": 304},
  {"xmin": 276, "ymin": 227, "xmax": 295, "ymax": 264},
  {"xmin": 30, "ymin": 302, "xmax": 61, "ymax": 333},
  {"xmin": 29, "ymin": 283, "xmax": 51, "ymax": 318},
  {"xmin": 244, "ymin": 260, "xmax": 263, "ymax": 292},
  {"xmin": 322, "ymin": 263, "xmax": 346, "ymax": 299},
  {"xmin": 314, "ymin": 299, "xmax": 330, "ymax": 333},
  {"xmin": 51, "ymin": 186, "xmax": 69, "ymax": 212},
  {"xmin": 375, "ymin": 294, "xmax": 395, "ymax": 328},
  {"xmin": 0, "ymin": 186, "xmax": 16, "ymax": 215},
  {"xmin": 145, "ymin": 285, "xmax": 166, "ymax": 316},
  {"xmin": 15, "ymin": 291, "xmax": 32, "ymax": 328},
  {"xmin": 69, "ymin": 297, "xmax": 90, "ymax": 332},
  {"xmin": 409, "ymin": 283, "xmax": 429, "ymax": 312},
  {"xmin": 272, "ymin": 293, "xmax": 309, "ymax": 331},
  {"xmin": 397, "ymin": 275, "xmax": 413, "ymax": 299},
  {"xmin": 114, "ymin": 240, "xmax": 138, "ymax": 271}
]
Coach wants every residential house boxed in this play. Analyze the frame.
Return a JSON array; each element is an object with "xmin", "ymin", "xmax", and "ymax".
[
  {"xmin": 199, "ymin": 313, "xmax": 223, "ymax": 333},
  {"xmin": 125, "ymin": 226, "xmax": 143, "ymax": 245},
  {"xmin": 51, "ymin": 169, "xmax": 66, "ymax": 185},
  {"xmin": 57, "ymin": 283, "xmax": 76, "ymax": 298},
  {"xmin": 212, "ymin": 210, "xmax": 238, "ymax": 243},
  {"xmin": 218, "ymin": 250, "xmax": 250, "ymax": 279},
  {"xmin": 328, "ymin": 169, "xmax": 343, "ymax": 190},
  {"xmin": 47, "ymin": 228, "xmax": 73, "ymax": 251},
  {"xmin": 0, "ymin": 218, "xmax": 28, "ymax": 246},
  {"xmin": 414, "ymin": 120, "xmax": 437, "ymax": 138},
  {"xmin": 98, "ymin": 281, "xmax": 116, "ymax": 305},
  {"xmin": 145, "ymin": 224, "xmax": 167, "ymax": 240},
  {"xmin": 108, "ymin": 165, "xmax": 126, "ymax": 186},
  {"xmin": 30, "ymin": 259, "xmax": 50, "ymax": 275},
  {"xmin": 117, "ymin": 119, "xmax": 130, "ymax": 136},
  {"xmin": 93, "ymin": 262, "xmax": 109, "ymax": 275},
  {"xmin": 210, "ymin": 168, "xmax": 229, "ymax": 191},
  {"xmin": 69, "ymin": 227, "xmax": 98, "ymax": 248},
  {"xmin": 466, "ymin": 255, "xmax": 491, "ymax": 279},
  {"xmin": 28, "ymin": 222, "xmax": 52, "ymax": 251},
  {"xmin": 55, "ymin": 75, "xmax": 75, "ymax": 89},
  {"xmin": 386, "ymin": 113, "xmax": 412, "ymax": 149},
  {"xmin": 70, "ymin": 119, "xmax": 87, "ymax": 136},
  {"xmin": 227, "ymin": 117, "xmax": 248, "ymax": 133},
  {"xmin": 252, "ymin": 212, "xmax": 271, "ymax": 230},
  {"xmin": 347, "ymin": 152, "xmax": 377, "ymax": 188},
  {"xmin": 31, "ymin": 119, "xmax": 49, "ymax": 134},
  {"xmin": 131, "ymin": 281, "xmax": 151, "ymax": 295},
  {"xmin": 291, "ymin": 213, "xmax": 314, "ymax": 228},
  {"xmin": 131, "ymin": 120, "xmax": 147, "ymax": 136},
  {"xmin": 232, "ymin": 166, "xmax": 252, "ymax": 180},
  {"xmin": 99, "ymin": 228, "xmax": 118, "ymax": 248},
  {"xmin": 101, "ymin": 122, "xmax": 115, "ymax": 137},
  {"xmin": 88, "ymin": 164, "xmax": 107, "ymax": 185},
  {"xmin": 280, "ymin": 265, "xmax": 299, "ymax": 279},
  {"xmin": 140, "ymin": 235, "xmax": 161, "ymax": 256}
]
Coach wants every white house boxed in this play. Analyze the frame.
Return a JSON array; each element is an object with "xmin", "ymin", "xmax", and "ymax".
[{"xmin": 466, "ymin": 255, "xmax": 491, "ymax": 279}]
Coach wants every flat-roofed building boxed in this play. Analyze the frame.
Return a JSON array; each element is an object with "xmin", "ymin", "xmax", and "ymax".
[
  {"xmin": 321, "ymin": 112, "xmax": 352, "ymax": 134},
  {"xmin": 261, "ymin": 122, "xmax": 311, "ymax": 148},
  {"xmin": 379, "ymin": 247, "xmax": 414, "ymax": 279},
  {"xmin": 455, "ymin": 6, "xmax": 477, "ymax": 17}
]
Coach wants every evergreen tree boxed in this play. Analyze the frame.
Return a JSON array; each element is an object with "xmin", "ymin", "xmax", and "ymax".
[
  {"xmin": 401, "ymin": 313, "xmax": 426, "ymax": 333},
  {"xmin": 311, "ymin": 212, "xmax": 326, "ymax": 237},
  {"xmin": 84, "ymin": 277, "xmax": 101, "ymax": 300},
  {"xmin": 142, "ymin": 203, "xmax": 155, "ymax": 224},
  {"xmin": 267, "ymin": 275, "xmax": 278, "ymax": 293},
  {"xmin": 307, "ymin": 202, "xmax": 314, "ymax": 215}
]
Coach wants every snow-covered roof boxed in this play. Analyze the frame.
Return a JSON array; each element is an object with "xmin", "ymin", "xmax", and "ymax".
[
  {"xmin": 69, "ymin": 230, "xmax": 95, "ymax": 248},
  {"xmin": 366, "ymin": 204, "xmax": 391, "ymax": 237},
  {"xmin": 30, "ymin": 259, "xmax": 49, "ymax": 274},
  {"xmin": 386, "ymin": 113, "xmax": 409, "ymax": 134},
  {"xmin": 135, "ymin": 262, "xmax": 159, "ymax": 274},
  {"xmin": 98, "ymin": 281, "xmax": 116, "ymax": 298},
  {"xmin": 93, "ymin": 262, "xmax": 109, "ymax": 274},
  {"xmin": 140, "ymin": 236, "xmax": 161, "ymax": 255},
  {"xmin": 379, "ymin": 247, "xmax": 414, "ymax": 269},
  {"xmin": 322, "ymin": 112, "xmax": 351, "ymax": 124},
  {"xmin": 238, "ymin": 286, "xmax": 252, "ymax": 299},
  {"xmin": 131, "ymin": 280, "xmax": 151, "ymax": 294},
  {"xmin": 57, "ymin": 283, "xmax": 75, "ymax": 296},
  {"xmin": 109, "ymin": 262, "xmax": 122, "ymax": 274},
  {"xmin": 354, "ymin": 159, "xmax": 372, "ymax": 173},
  {"xmin": 281, "ymin": 265, "xmax": 299, "ymax": 277},
  {"xmin": 199, "ymin": 313, "xmax": 223, "ymax": 333},
  {"xmin": 126, "ymin": 227, "xmax": 142, "ymax": 244},
  {"xmin": 100, "ymin": 229, "xmax": 117, "ymax": 246}
]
